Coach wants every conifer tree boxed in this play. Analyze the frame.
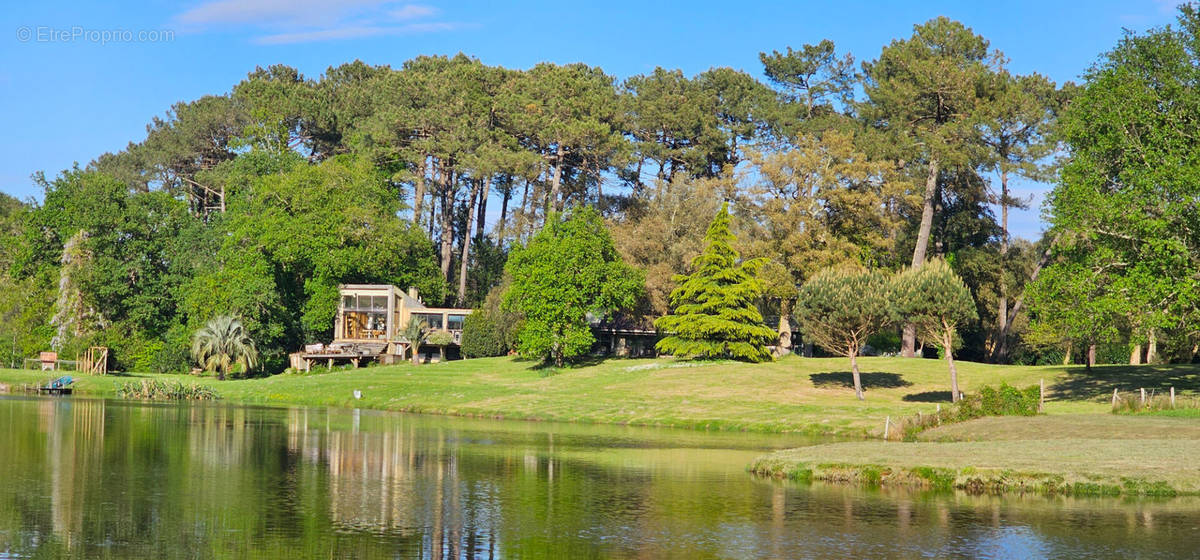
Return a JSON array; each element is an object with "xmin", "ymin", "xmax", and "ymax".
[
  {"xmin": 893, "ymin": 259, "xmax": 978, "ymax": 401},
  {"xmin": 794, "ymin": 267, "xmax": 895, "ymax": 400},
  {"xmin": 655, "ymin": 204, "xmax": 777, "ymax": 362}
]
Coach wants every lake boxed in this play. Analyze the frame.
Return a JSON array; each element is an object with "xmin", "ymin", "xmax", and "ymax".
[{"xmin": 0, "ymin": 396, "xmax": 1197, "ymax": 559}]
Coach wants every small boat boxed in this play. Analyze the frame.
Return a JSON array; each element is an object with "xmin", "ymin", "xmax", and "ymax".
[{"xmin": 39, "ymin": 376, "xmax": 74, "ymax": 395}]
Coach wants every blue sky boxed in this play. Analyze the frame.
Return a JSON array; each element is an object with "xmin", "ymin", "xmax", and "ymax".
[{"xmin": 0, "ymin": 0, "xmax": 1188, "ymax": 240}]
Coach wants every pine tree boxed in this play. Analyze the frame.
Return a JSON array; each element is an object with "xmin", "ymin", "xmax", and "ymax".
[
  {"xmin": 655, "ymin": 204, "xmax": 777, "ymax": 362},
  {"xmin": 893, "ymin": 259, "xmax": 978, "ymax": 401},
  {"xmin": 794, "ymin": 267, "xmax": 895, "ymax": 400}
]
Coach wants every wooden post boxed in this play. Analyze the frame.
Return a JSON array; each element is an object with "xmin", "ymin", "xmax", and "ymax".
[
  {"xmin": 1140, "ymin": 387, "xmax": 1146, "ymax": 406},
  {"xmin": 884, "ymin": 416, "xmax": 891, "ymax": 441},
  {"xmin": 1039, "ymin": 378, "xmax": 1045, "ymax": 413},
  {"xmin": 1170, "ymin": 386, "xmax": 1176, "ymax": 408},
  {"xmin": 1112, "ymin": 388, "xmax": 1118, "ymax": 408}
]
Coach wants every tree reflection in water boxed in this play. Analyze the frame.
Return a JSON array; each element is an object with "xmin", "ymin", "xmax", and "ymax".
[{"xmin": 0, "ymin": 397, "xmax": 1197, "ymax": 559}]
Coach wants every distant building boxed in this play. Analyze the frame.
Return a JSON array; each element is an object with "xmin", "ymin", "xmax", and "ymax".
[{"xmin": 292, "ymin": 285, "xmax": 472, "ymax": 370}]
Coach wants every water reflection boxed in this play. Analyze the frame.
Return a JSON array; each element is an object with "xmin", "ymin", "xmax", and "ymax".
[{"xmin": 1, "ymin": 396, "xmax": 1198, "ymax": 559}]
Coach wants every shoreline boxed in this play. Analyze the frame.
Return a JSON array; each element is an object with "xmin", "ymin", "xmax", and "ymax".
[{"xmin": 750, "ymin": 436, "xmax": 1200, "ymax": 497}]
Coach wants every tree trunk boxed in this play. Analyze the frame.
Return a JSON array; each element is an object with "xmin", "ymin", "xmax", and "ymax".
[
  {"xmin": 413, "ymin": 156, "xmax": 427, "ymax": 225},
  {"xmin": 1130, "ymin": 343, "xmax": 1143, "ymax": 365},
  {"xmin": 439, "ymin": 172, "xmax": 455, "ymax": 286},
  {"xmin": 411, "ymin": 343, "xmax": 421, "ymax": 366},
  {"xmin": 850, "ymin": 352, "xmax": 864, "ymax": 401},
  {"xmin": 777, "ymin": 299, "xmax": 793, "ymax": 355},
  {"xmin": 902, "ymin": 158, "xmax": 941, "ymax": 358},
  {"xmin": 457, "ymin": 178, "xmax": 481, "ymax": 305},
  {"xmin": 1087, "ymin": 344, "xmax": 1096, "ymax": 370},
  {"xmin": 550, "ymin": 143, "xmax": 564, "ymax": 213},
  {"xmin": 994, "ymin": 169, "xmax": 1010, "ymax": 362},
  {"xmin": 1147, "ymin": 330, "xmax": 1158, "ymax": 364},
  {"xmin": 475, "ymin": 176, "xmax": 490, "ymax": 243},
  {"xmin": 944, "ymin": 327, "xmax": 960, "ymax": 403},
  {"xmin": 438, "ymin": 345, "xmax": 446, "ymax": 362},
  {"xmin": 497, "ymin": 180, "xmax": 512, "ymax": 238},
  {"xmin": 1062, "ymin": 345, "xmax": 1072, "ymax": 366},
  {"xmin": 992, "ymin": 233, "xmax": 1060, "ymax": 363}
]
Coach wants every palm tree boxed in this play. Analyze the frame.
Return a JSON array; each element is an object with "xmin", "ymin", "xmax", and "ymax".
[
  {"xmin": 191, "ymin": 315, "xmax": 259, "ymax": 380},
  {"xmin": 400, "ymin": 317, "xmax": 429, "ymax": 365}
]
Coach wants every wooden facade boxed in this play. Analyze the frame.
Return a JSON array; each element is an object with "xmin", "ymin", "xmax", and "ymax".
[{"xmin": 292, "ymin": 285, "xmax": 473, "ymax": 371}]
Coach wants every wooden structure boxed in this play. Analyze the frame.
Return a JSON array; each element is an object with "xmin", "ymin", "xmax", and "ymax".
[
  {"xmin": 293, "ymin": 285, "xmax": 473, "ymax": 370},
  {"xmin": 79, "ymin": 347, "xmax": 108, "ymax": 375},
  {"xmin": 39, "ymin": 352, "xmax": 58, "ymax": 371}
]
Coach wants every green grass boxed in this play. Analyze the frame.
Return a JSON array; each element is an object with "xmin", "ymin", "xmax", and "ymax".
[
  {"xmin": 2, "ymin": 355, "xmax": 1194, "ymax": 436},
  {"xmin": 751, "ymin": 434, "xmax": 1200, "ymax": 496}
]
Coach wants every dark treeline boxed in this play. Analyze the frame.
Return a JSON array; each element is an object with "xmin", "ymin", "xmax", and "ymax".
[{"xmin": 2, "ymin": 8, "xmax": 1195, "ymax": 373}]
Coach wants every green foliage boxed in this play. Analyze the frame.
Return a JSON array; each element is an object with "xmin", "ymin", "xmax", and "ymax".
[
  {"xmin": 427, "ymin": 330, "xmax": 455, "ymax": 347},
  {"xmin": 114, "ymin": 379, "xmax": 220, "ymax": 400},
  {"xmin": 794, "ymin": 266, "xmax": 895, "ymax": 398},
  {"xmin": 1033, "ymin": 6, "xmax": 1200, "ymax": 362},
  {"xmin": 655, "ymin": 204, "xmax": 777, "ymax": 362},
  {"xmin": 978, "ymin": 383, "xmax": 1041, "ymax": 416},
  {"xmin": 893, "ymin": 260, "xmax": 978, "ymax": 351},
  {"xmin": 400, "ymin": 317, "xmax": 430, "ymax": 365},
  {"xmin": 190, "ymin": 315, "xmax": 260, "ymax": 380},
  {"xmin": 461, "ymin": 312, "xmax": 507, "ymax": 358},
  {"xmin": 504, "ymin": 207, "xmax": 642, "ymax": 366}
]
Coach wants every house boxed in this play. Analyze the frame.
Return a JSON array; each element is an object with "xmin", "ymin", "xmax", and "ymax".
[{"xmin": 291, "ymin": 285, "xmax": 472, "ymax": 370}]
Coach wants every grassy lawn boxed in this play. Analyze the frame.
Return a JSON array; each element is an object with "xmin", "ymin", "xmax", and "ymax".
[
  {"xmin": 751, "ymin": 435, "xmax": 1200, "ymax": 496},
  {"xmin": 2, "ymin": 355, "xmax": 1195, "ymax": 436}
]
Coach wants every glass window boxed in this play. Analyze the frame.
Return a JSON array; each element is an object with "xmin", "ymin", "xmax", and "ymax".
[
  {"xmin": 342, "ymin": 295, "xmax": 354, "ymax": 310},
  {"xmin": 416, "ymin": 313, "xmax": 443, "ymax": 330},
  {"xmin": 448, "ymin": 315, "xmax": 465, "ymax": 330},
  {"xmin": 372, "ymin": 295, "xmax": 388, "ymax": 310}
]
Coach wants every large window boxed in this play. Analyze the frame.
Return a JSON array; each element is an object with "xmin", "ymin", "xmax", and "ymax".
[
  {"xmin": 413, "ymin": 313, "xmax": 443, "ymax": 330},
  {"xmin": 340, "ymin": 293, "xmax": 390, "ymax": 339},
  {"xmin": 447, "ymin": 314, "xmax": 466, "ymax": 331}
]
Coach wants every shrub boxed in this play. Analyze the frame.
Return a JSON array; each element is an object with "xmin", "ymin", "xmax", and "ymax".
[
  {"xmin": 894, "ymin": 382, "xmax": 1040, "ymax": 439},
  {"xmin": 114, "ymin": 379, "xmax": 220, "ymax": 400},
  {"xmin": 461, "ymin": 312, "xmax": 507, "ymax": 358},
  {"xmin": 978, "ymin": 383, "xmax": 1041, "ymax": 416},
  {"xmin": 426, "ymin": 330, "xmax": 455, "ymax": 347}
]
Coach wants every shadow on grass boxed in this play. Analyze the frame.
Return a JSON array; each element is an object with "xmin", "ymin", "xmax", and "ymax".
[
  {"xmin": 902, "ymin": 391, "xmax": 953, "ymax": 403},
  {"xmin": 527, "ymin": 354, "xmax": 609, "ymax": 373},
  {"xmin": 1049, "ymin": 364, "xmax": 1200, "ymax": 400},
  {"xmin": 810, "ymin": 371, "xmax": 913, "ymax": 389}
]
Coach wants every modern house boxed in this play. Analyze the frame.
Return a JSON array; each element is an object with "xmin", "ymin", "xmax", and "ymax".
[{"xmin": 292, "ymin": 285, "xmax": 472, "ymax": 370}]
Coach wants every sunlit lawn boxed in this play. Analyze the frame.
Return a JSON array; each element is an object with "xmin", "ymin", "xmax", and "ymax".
[{"xmin": 4, "ymin": 355, "xmax": 1195, "ymax": 436}]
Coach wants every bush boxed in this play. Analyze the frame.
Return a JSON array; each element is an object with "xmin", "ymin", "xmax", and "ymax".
[
  {"xmin": 894, "ymin": 382, "xmax": 1040, "ymax": 440},
  {"xmin": 461, "ymin": 312, "xmax": 508, "ymax": 358},
  {"xmin": 977, "ymin": 383, "xmax": 1041, "ymax": 416},
  {"xmin": 427, "ymin": 330, "xmax": 455, "ymax": 347}
]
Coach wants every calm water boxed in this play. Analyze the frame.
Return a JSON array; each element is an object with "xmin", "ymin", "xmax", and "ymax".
[{"xmin": 1, "ymin": 396, "xmax": 1198, "ymax": 559}]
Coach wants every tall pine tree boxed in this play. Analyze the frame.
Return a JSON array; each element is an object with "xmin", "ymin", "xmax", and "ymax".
[{"xmin": 655, "ymin": 204, "xmax": 777, "ymax": 362}]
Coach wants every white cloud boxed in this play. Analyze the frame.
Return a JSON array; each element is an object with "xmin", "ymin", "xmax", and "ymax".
[
  {"xmin": 175, "ymin": 0, "xmax": 458, "ymax": 44},
  {"xmin": 390, "ymin": 4, "xmax": 437, "ymax": 21}
]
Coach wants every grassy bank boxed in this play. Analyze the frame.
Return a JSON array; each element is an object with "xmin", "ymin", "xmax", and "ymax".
[
  {"xmin": 2, "ymin": 356, "xmax": 1194, "ymax": 435},
  {"xmin": 751, "ymin": 436, "xmax": 1200, "ymax": 496}
]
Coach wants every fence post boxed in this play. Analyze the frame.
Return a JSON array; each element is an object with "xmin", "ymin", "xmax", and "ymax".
[
  {"xmin": 1039, "ymin": 378, "xmax": 1045, "ymax": 413},
  {"xmin": 1112, "ymin": 388, "xmax": 1118, "ymax": 408},
  {"xmin": 1140, "ymin": 387, "xmax": 1146, "ymax": 406},
  {"xmin": 1170, "ymin": 386, "xmax": 1176, "ymax": 408},
  {"xmin": 884, "ymin": 416, "xmax": 891, "ymax": 441}
]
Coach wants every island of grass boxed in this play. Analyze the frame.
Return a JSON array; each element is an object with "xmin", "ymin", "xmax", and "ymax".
[{"xmin": 751, "ymin": 414, "xmax": 1200, "ymax": 496}]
